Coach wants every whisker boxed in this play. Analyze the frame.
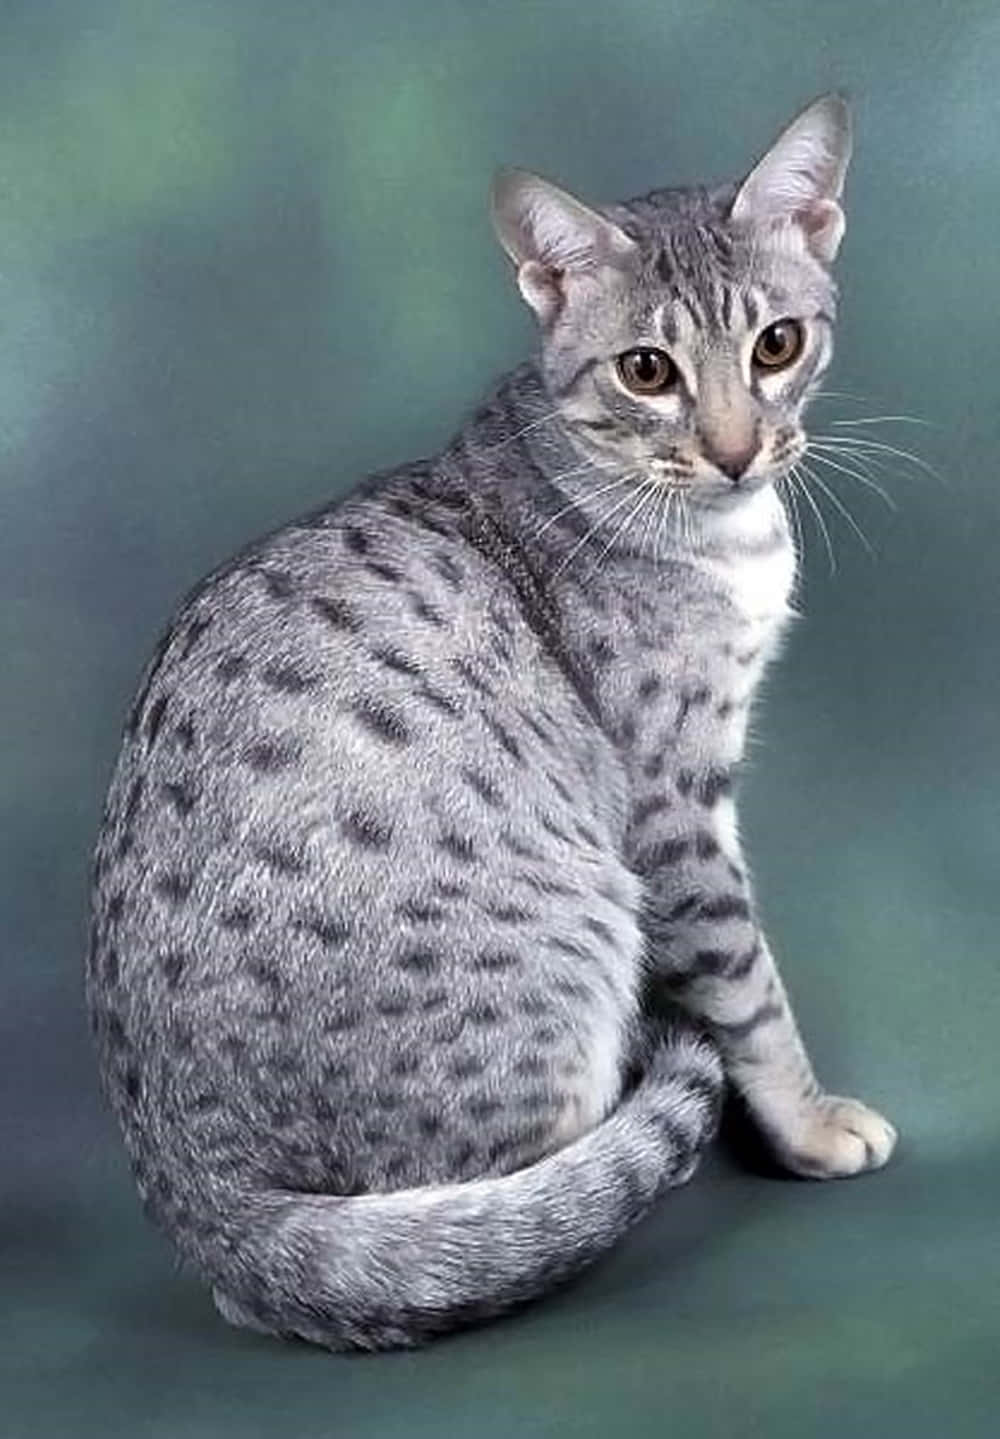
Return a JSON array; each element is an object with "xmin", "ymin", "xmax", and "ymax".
[
  {"xmin": 588, "ymin": 477, "xmax": 660, "ymax": 578},
  {"xmin": 810, "ymin": 389, "xmax": 876, "ymax": 405},
  {"xmin": 798, "ymin": 460, "xmax": 876, "ymax": 558},
  {"xmin": 790, "ymin": 464, "xmax": 836, "ymax": 574},
  {"xmin": 480, "ymin": 407, "xmax": 563, "ymax": 454},
  {"xmin": 549, "ymin": 479, "xmax": 641, "ymax": 582},
  {"xmin": 636, "ymin": 480, "xmax": 667, "ymax": 563},
  {"xmin": 808, "ymin": 433, "xmax": 942, "ymax": 484},
  {"xmin": 653, "ymin": 484, "xmax": 674, "ymax": 566},
  {"xmin": 805, "ymin": 446, "xmax": 897, "ymax": 511},
  {"xmin": 777, "ymin": 475, "xmax": 805, "ymax": 568},
  {"xmin": 831, "ymin": 415, "xmax": 931, "ymax": 428},
  {"xmin": 531, "ymin": 472, "xmax": 629, "ymax": 542},
  {"xmin": 678, "ymin": 487, "xmax": 696, "ymax": 555}
]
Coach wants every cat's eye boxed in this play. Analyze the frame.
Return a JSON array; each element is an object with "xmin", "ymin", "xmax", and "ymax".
[
  {"xmin": 752, "ymin": 319, "xmax": 804, "ymax": 371},
  {"xmin": 616, "ymin": 347, "xmax": 678, "ymax": 395}
]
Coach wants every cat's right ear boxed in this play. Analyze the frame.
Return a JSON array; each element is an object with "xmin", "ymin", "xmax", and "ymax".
[{"xmin": 491, "ymin": 169, "xmax": 638, "ymax": 324}]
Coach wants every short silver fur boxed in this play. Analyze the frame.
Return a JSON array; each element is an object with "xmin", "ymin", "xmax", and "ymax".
[{"xmin": 87, "ymin": 95, "xmax": 895, "ymax": 1353}]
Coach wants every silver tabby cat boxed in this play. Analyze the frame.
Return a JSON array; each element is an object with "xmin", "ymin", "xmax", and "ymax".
[{"xmin": 87, "ymin": 94, "xmax": 896, "ymax": 1351}]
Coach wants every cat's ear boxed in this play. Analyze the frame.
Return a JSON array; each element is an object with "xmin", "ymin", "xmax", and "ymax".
[
  {"xmin": 730, "ymin": 94, "xmax": 852, "ymax": 263},
  {"xmin": 491, "ymin": 169, "xmax": 638, "ymax": 323}
]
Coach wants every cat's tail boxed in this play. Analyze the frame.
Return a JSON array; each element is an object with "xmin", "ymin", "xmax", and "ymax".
[{"xmin": 206, "ymin": 1028, "xmax": 723, "ymax": 1352}]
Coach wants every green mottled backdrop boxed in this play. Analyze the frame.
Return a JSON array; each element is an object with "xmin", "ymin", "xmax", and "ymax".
[{"xmin": 3, "ymin": 1, "xmax": 998, "ymax": 1435}]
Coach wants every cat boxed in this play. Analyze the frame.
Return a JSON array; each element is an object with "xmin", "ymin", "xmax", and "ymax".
[{"xmin": 86, "ymin": 93, "xmax": 897, "ymax": 1352}]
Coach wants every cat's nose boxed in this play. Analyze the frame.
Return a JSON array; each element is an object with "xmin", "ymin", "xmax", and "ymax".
[{"xmin": 701, "ymin": 436, "xmax": 761, "ymax": 483}]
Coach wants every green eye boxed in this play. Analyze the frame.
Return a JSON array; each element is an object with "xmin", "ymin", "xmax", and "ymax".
[
  {"xmin": 753, "ymin": 318, "xmax": 804, "ymax": 370},
  {"xmin": 616, "ymin": 347, "xmax": 678, "ymax": 394}
]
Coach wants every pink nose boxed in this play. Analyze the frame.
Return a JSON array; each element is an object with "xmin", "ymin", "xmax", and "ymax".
[{"xmin": 701, "ymin": 435, "xmax": 761, "ymax": 481}]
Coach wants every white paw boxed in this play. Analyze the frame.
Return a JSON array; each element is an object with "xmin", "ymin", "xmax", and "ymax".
[{"xmin": 772, "ymin": 1094, "xmax": 898, "ymax": 1179}]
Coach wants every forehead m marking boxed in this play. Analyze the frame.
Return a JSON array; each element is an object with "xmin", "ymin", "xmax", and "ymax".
[{"xmin": 653, "ymin": 221, "xmax": 750, "ymax": 339}]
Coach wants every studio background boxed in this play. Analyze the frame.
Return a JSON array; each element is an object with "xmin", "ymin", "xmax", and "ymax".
[{"xmin": 3, "ymin": 2, "xmax": 998, "ymax": 1436}]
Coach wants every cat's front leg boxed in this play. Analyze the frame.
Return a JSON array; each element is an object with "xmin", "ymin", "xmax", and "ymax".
[{"xmin": 633, "ymin": 793, "xmax": 897, "ymax": 1178}]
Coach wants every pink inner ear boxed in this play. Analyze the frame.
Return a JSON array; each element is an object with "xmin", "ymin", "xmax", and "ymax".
[
  {"xmin": 518, "ymin": 260, "xmax": 565, "ymax": 324},
  {"xmin": 796, "ymin": 198, "xmax": 845, "ymax": 261}
]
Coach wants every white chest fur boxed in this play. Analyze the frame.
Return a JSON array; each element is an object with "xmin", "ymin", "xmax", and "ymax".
[{"xmin": 695, "ymin": 487, "xmax": 796, "ymax": 631}]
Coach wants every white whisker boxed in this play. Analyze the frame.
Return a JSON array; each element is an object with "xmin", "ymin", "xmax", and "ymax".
[
  {"xmin": 790, "ymin": 464, "xmax": 836, "ymax": 574},
  {"xmin": 480, "ymin": 408, "xmax": 562, "ymax": 454},
  {"xmin": 831, "ymin": 415, "xmax": 931, "ymax": 428},
  {"xmin": 549, "ymin": 480, "xmax": 641, "ymax": 582},
  {"xmin": 798, "ymin": 460, "xmax": 876, "ymax": 557},
  {"xmin": 805, "ymin": 446, "xmax": 897, "ymax": 511},
  {"xmin": 588, "ymin": 478, "xmax": 660, "ymax": 578},
  {"xmin": 808, "ymin": 433, "xmax": 942, "ymax": 484},
  {"xmin": 531, "ymin": 471, "xmax": 629, "ymax": 542}
]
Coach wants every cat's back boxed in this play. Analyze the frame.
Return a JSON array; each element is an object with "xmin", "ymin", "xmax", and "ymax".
[{"xmin": 92, "ymin": 463, "xmax": 550, "ymax": 910}]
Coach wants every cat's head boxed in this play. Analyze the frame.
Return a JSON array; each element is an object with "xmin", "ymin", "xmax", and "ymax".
[{"xmin": 492, "ymin": 95, "xmax": 850, "ymax": 507}]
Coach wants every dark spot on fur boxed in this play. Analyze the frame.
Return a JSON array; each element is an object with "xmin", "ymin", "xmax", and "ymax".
[
  {"xmin": 296, "ymin": 914, "xmax": 350, "ymax": 948},
  {"xmin": 154, "ymin": 869, "xmax": 193, "ymax": 903},
  {"xmin": 433, "ymin": 552, "xmax": 464, "ymax": 589},
  {"xmin": 698, "ymin": 894, "xmax": 750, "ymax": 921},
  {"xmin": 161, "ymin": 778, "xmax": 198, "ymax": 816},
  {"xmin": 466, "ymin": 1096, "xmax": 502, "ymax": 1120},
  {"xmin": 312, "ymin": 595, "xmax": 361, "ymax": 631},
  {"xmin": 632, "ymin": 837, "xmax": 689, "ymax": 875},
  {"xmin": 409, "ymin": 591, "xmax": 446, "ymax": 627},
  {"xmin": 419, "ymin": 683, "xmax": 462, "ymax": 717},
  {"xmin": 179, "ymin": 615, "xmax": 212, "ymax": 661},
  {"xmin": 174, "ymin": 714, "xmax": 196, "ymax": 750},
  {"xmin": 220, "ymin": 903, "xmax": 255, "ymax": 932},
  {"xmin": 698, "ymin": 768, "xmax": 732, "ymax": 806},
  {"xmin": 145, "ymin": 695, "xmax": 169, "ymax": 748},
  {"xmin": 450, "ymin": 1054, "xmax": 485, "ymax": 1080},
  {"xmin": 243, "ymin": 735, "xmax": 302, "ymax": 773},
  {"xmin": 372, "ymin": 646, "xmax": 422, "ymax": 677},
  {"xmin": 375, "ymin": 993, "xmax": 410, "ymax": 1017},
  {"xmin": 217, "ymin": 653, "xmax": 248, "ymax": 681},
  {"xmin": 397, "ymin": 945, "xmax": 439, "ymax": 975},
  {"xmin": 342, "ymin": 808, "xmax": 392, "ymax": 850},
  {"xmin": 262, "ymin": 662, "xmax": 319, "ymax": 694},
  {"xmin": 391, "ymin": 1053, "xmax": 420, "ymax": 1077},
  {"xmin": 588, "ymin": 635, "xmax": 615, "ymax": 667},
  {"xmin": 397, "ymin": 899, "xmax": 446, "ymax": 923},
  {"xmin": 451, "ymin": 657, "xmax": 494, "ymax": 698},
  {"xmin": 439, "ymin": 830, "xmax": 476, "ymax": 864},
  {"xmin": 254, "ymin": 842, "xmax": 307, "ymax": 877},
  {"xmin": 474, "ymin": 948, "xmax": 521, "ymax": 972},
  {"xmin": 366, "ymin": 560, "xmax": 402, "ymax": 583},
  {"xmin": 487, "ymin": 904, "xmax": 535, "ymax": 924},
  {"xmin": 161, "ymin": 950, "xmax": 186, "ymax": 987},
  {"xmin": 632, "ymin": 794, "xmax": 671, "ymax": 827},
  {"xmin": 460, "ymin": 766, "xmax": 503, "ymax": 806},
  {"xmin": 465, "ymin": 1003, "xmax": 502, "ymax": 1027},
  {"xmin": 351, "ymin": 696, "xmax": 410, "ymax": 746},
  {"xmin": 260, "ymin": 568, "xmax": 295, "ymax": 599},
  {"xmin": 483, "ymin": 713, "xmax": 523, "ymax": 762},
  {"xmin": 514, "ymin": 1055, "xmax": 546, "ymax": 1077}
]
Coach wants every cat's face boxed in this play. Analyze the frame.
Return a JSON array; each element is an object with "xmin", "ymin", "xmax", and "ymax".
[{"xmin": 493, "ymin": 95, "xmax": 850, "ymax": 511}]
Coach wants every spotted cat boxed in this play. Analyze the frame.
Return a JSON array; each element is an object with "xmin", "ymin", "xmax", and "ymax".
[{"xmin": 87, "ymin": 94, "xmax": 896, "ymax": 1352}]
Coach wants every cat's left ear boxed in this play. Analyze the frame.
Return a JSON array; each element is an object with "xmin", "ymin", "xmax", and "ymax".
[
  {"xmin": 491, "ymin": 169, "xmax": 638, "ymax": 323},
  {"xmin": 730, "ymin": 94, "xmax": 852, "ymax": 263}
]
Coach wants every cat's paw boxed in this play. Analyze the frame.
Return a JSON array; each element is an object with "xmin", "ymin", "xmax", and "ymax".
[{"xmin": 771, "ymin": 1094, "xmax": 897, "ymax": 1179}]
